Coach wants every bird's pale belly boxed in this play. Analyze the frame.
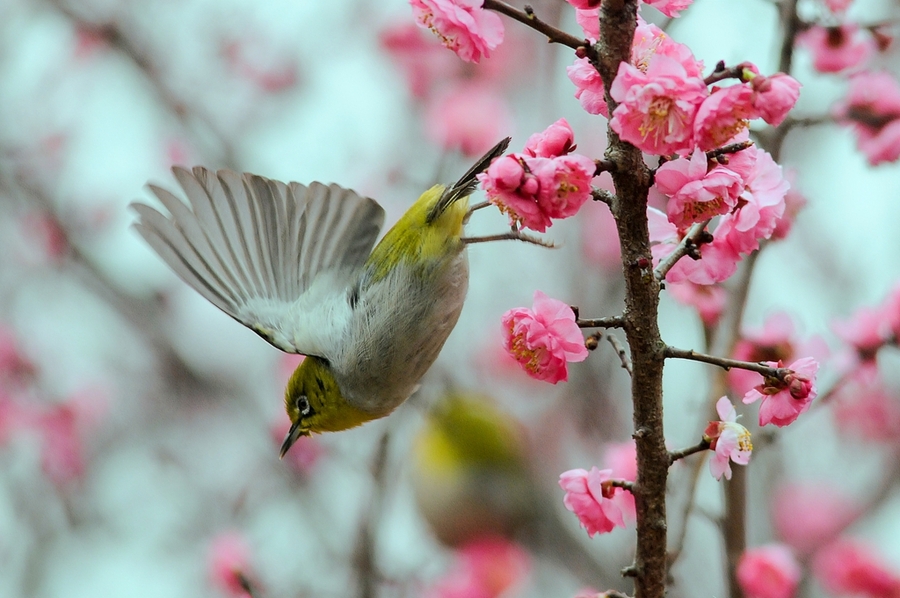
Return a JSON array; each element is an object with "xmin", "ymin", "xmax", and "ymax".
[{"xmin": 333, "ymin": 250, "xmax": 469, "ymax": 415}]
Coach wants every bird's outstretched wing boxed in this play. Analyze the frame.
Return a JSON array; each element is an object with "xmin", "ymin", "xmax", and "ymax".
[{"xmin": 131, "ymin": 167, "xmax": 385, "ymax": 354}]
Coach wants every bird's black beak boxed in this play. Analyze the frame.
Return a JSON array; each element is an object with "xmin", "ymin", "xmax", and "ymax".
[{"xmin": 280, "ymin": 421, "xmax": 307, "ymax": 459}]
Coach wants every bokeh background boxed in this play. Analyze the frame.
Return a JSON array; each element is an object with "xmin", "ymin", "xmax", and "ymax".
[{"xmin": 3, "ymin": 0, "xmax": 900, "ymax": 596}]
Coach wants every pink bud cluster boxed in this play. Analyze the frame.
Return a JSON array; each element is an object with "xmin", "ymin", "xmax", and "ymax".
[{"xmin": 479, "ymin": 119, "xmax": 596, "ymax": 232}]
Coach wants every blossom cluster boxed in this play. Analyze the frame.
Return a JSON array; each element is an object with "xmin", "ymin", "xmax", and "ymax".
[{"xmin": 478, "ymin": 118, "xmax": 596, "ymax": 232}]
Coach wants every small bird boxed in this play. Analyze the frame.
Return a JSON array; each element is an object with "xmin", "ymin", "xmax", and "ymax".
[{"xmin": 132, "ymin": 139, "xmax": 512, "ymax": 457}]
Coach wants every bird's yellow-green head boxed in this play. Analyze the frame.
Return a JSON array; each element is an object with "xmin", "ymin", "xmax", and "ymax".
[{"xmin": 280, "ymin": 356, "xmax": 376, "ymax": 457}]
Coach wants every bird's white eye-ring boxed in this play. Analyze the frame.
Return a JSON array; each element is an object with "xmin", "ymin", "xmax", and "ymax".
[{"xmin": 297, "ymin": 394, "xmax": 311, "ymax": 416}]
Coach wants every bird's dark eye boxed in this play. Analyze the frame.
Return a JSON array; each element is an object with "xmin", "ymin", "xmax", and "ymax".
[{"xmin": 296, "ymin": 394, "xmax": 311, "ymax": 416}]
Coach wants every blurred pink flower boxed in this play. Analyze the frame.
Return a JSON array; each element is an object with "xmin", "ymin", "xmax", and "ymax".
[
  {"xmin": 567, "ymin": 57, "xmax": 608, "ymax": 117},
  {"xmin": 220, "ymin": 38, "xmax": 299, "ymax": 93},
  {"xmin": 643, "ymin": 0, "xmax": 694, "ymax": 17},
  {"xmin": 835, "ymin": 71, "xmax": 900, "ymax": 166},
  {"xmin": 37, "ymin": 391, "xmax": 106, "ymax": 487},
  {"xmin": 559, "ymin": 467, "xmax": 627, "ymax": 536},
  {"xmin": 501, "ymin": 290, "xmax": 588, "ymax": 383},
  {"xmin": 379, "ymin": 21, "xmax": 461, "ymax": 98},
  {"xmin": 523, "ymin": 118, "xmax": 576, "ymax": 158},
  {"xmin": 832, "ymin": 365, "xmax": 900, "ymax": 442},
  {"xmin": 208, "ymin": 532, "xmax": 257, "ymax": 598},
  {"xmin": 655, "ymin": 147, "xmax": 743, "ymax": 227},
  {"xmin": 825, "ymin": 0, "xmax": 854, "ymax": 13},
  {"xmin": 609, "ymin": 55, "xmax": 708, "ymax": 156},
  {"xmin": 813, "ymin": 539, "xmax": 900, "ymax": 597},
  {"xmin": 772, "ymin": 483, "xmax": 858, "ymax": 555},
  {"xmin": 424, "ymin": 82, "xmax": 512, "ymax": 157},
  {"xmin": 411, "ymin": 0, "xmax": 504, "ymax": 64},
  {"xmin": 703, "ymin": 397, "xmax": 752, "ymax": 481},
  {"xmin": 750, "ymin": 72, "xmax": 802, "ymax": 127},
  {"xmin": 426, "ymin": 537, "xmax": 530, "ymax": 598},
  {"xmin": 605, "ymin": 441, "xmax": 637, "ymax": 520},
  {"xmin": 833, "ymin": 302, "xmax": 891, "ymax": 361},
  {"xmin": 736, "ymin": 544, "xmax": 801, "ymax": 598},
  {"xmin": 743, "ymin": 357, "xmax": 818, "ymax": 427},
  {"xmin": 798, "ymin": 24, "xmax": 874, "ymax": 73},
  {"xmin": 667, "ymin": 281, "xmax": 726, "ymax": 326},
  {"xmin": 692, "ymin": 84, "xmax": 756, "ymax": 151},
  {"xmin": 0, "ymin": 326, "xmax": 36, "ymax": 386}
]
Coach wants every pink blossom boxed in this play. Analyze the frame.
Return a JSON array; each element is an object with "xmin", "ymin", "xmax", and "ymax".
[
  {"xmin": 501, "ymin": 291, "xmax": 588, "ymax": 383},
  {"xmin": 770, "ymin": 179, "xmax": 807, "ymax": 240},
  {"xmin": 609, "ymin": 55, "xmax": 708, "ymax": 156},
  {"xmin": 479, "ymin": 155, "xmax": 550, "ymax": 231},
  {"xmin": 379, "ymin": 21, "xmax": 461, "ymax": 98},
  {"xmin": 411, "ymin": 0, "xmax": 504, "ymax": 64},
  {"xmin": 532, "ymin": 153, "xmax": 596, "ymax": 220},
  {"xmin": 567, "ymin": 57, "xmax": 608, "ymax": 117},
  {"xmin": 703, "ymin": 397, "xmax": 752, "ymax": 481},
  {"xmin": 479, "ymin": 124, "xmax": 595, "ymax": 232},
  {"xmin": 715, "ymin": 146, "xmax": 789, "ymax": 256},
  {"xmin": 0, "ymin": 326, "xmax": 36, "ymax": 386},
  {"xmin": 750, "ymin": 73, "xmax": 802, "ymax": 127},
  {"xmin": 574, "ymin": 8, "xmax": 600, "ymax": 41},
  {"xmin": 643, "ymin": 0, "xmax": 694, "ymax": 18},
  {"xmin": 605, "ymin": 441, "xmax": 637, "ymax": 520},
  {"xmin": 208, "ymin": 532, "xmax": 257, "ymax": 598},
  {"xmin": 798, "ymin": 24, "xmax": 874, "ymax": 73},
  {"xmin": 667, "ymin": 281, "xmax": 726, "ymax": 326},
  {"xmin": 524, "ymin": 118, "xmax": 576, "ymax": 158},
  {"xmin": 693, "ymin": 84, "xmax": 757, "ymax": 151},
  {"xmin": 772, "ymin": 483, "xmax": 858, "ymax": 555},
  {"xmin": 559, "ymin": 467, "xmax": 627, "ymax": 536},
  {"xmin": 655, "ymin": 147, "xmax": 744, "ymax": 227},
  {"xmin": 729, "ymin": 313, "xmax": 799, "ymax": 397},
  {"xmin": 566, "ymin": 0, "xmax": 601, "ymax": 9},
  {"xmin": 813, "ymin": 540, "xmax": 900, "ymax": 597},
  {"xmin": 832, "ymin": 365, "xmax": 900, "ymax": 442},
  {"xmin": 736, "ymin": 544, "xmax": 801, "ymax": 598},
  {"xmin": 426, "ymin": 537, "xmax": 530, "ymax": 598},
  {"xmin": 743, "ymin": 357, "xmax": 818, "ymax": 427},
  {"xmin": 424, "ymin": 82, "xmax": 512, "ymax": 157},
  {"xmin": 630, "ymin": 22, "xmax": 704, "ymax": 80},
  {"xmin": 835, "ymin": 71, "xmax": 900, "ymax": 165}
]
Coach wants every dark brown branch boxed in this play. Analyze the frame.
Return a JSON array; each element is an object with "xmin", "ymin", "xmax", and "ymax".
[
  {"xmin": 483, "ymin": 0, "xmax": 597, "ymax": 59},
  {"xmin": 707, "ymin": 140, "xmax": 754, "ymax": 162},
  {"xmin": 664, "ymin": 346, "xmax": 791, "ymax": 379},
  {"xmin": 669, "ymin": 439, "xmax": 711, "ymax": 465},
  {"xmin": 596, "ymin": 158, "xmax": 617, "ymax": 174},
  {"xmin": 577, "ymin": 316, "xmax": 626, "ymax": 328},
  {"xmin": 653, "ymin": 220, "xmax": 712, "ymax": 281},
  {"xmin": 704, "ymin": 61, "xmax": 753, "ymax": 86}
]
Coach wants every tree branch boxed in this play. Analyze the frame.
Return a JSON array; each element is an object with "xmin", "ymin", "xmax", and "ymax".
[
  {"xmin": 482, "ymin": 0, "xmax": 597, "ymax": 59},
  {"xmin": 664, "ymin": 346, "xmax": 790, "ymax": 379},
  {"xmin": 654, "ymin": 220, "xmax": 712, "ymax": 281},
  {"xmin": 669, "ymin": 439, "xmax": 711, "ymax": 465}
]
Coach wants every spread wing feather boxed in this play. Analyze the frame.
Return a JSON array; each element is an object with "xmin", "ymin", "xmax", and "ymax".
[{"xmin": 131, "ymin": 166, "xmax": 385, "ymax": 354}]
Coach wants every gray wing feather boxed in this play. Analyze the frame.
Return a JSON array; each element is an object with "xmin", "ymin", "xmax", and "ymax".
[{"xmin": 131, "ymin": 167, "xmax": 385, "ymax": 353}]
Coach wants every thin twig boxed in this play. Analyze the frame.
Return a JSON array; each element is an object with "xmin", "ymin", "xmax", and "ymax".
[
  {"xmin": 664, "ymin": 346, "xmax": 790, "ymax": 379},
  {"xmin": 704, "ymin": 61, "xmax": 753, "ymax": 86},
  {"xmin": 462, "ymin": 229, "xmax": 555, "ymax": 247},
  {"xmin": 482, "ymin": 0, "xmax": 596, "ymax": 59},
  {"xmin": 592, "ymin": 188, "xmax": 615, "ymax": 204},
  {"xmin": 577, "ymin": 316, "xmax": 626, "ymax": 329},
  {"xmin": 607, "ymin": 334, "xmax": 633, "ymax": 376},
  {"xmin": 610, "ymin": 479, "xmax": 635, "ymax": 492},
  {"xmin": 654, "ymin": 220, "xmax": 712, "ymax": 281},
  {"xmin": 707, "ymin": 140, "xmax": 754, "ymax": 162},
  {"xmin": 668, "ymin": 439, "xmax": 711, "ymax": 465}
]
